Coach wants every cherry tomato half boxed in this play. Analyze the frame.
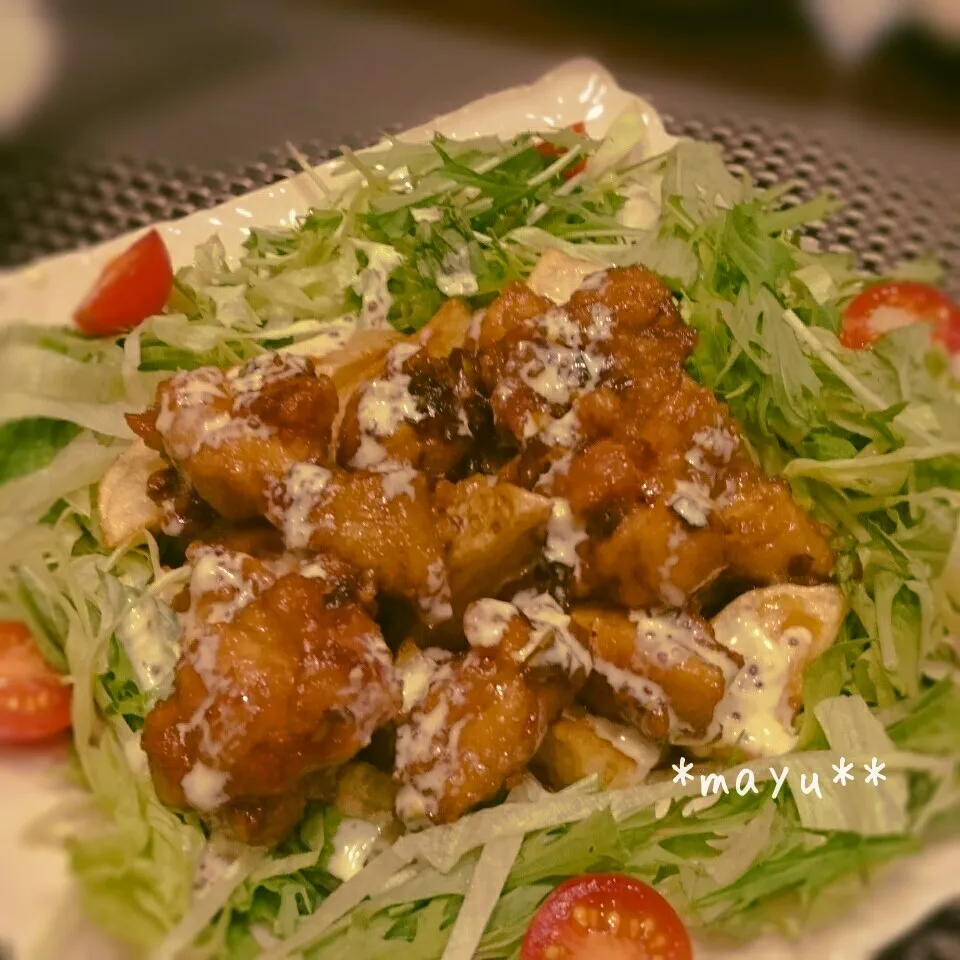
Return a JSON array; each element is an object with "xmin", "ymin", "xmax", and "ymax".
[
  {"xmin": 74, "ymin": 228, "xmax": 173, "ymax": 336},
  {"xmin": 521, "ymin": 874, "xmax": 693, "ymax": 960},
  {"xmin": 536, "ymin": 122, "xmax": 589, "ymax": 179},
  {"xmin": 0, "ymin": 621, "xmax": 72, "ymax": 745},
  {"xmin": 840, "ymin": 281, "xmax": 960, "ymax": 353}
]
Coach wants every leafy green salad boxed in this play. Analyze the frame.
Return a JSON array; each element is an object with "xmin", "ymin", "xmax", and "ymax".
[{"xmin": 1, "ymin": 104, "xmax": 959, "ymax": 960}]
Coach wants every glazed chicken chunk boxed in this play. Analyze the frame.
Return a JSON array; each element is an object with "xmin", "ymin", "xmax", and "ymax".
[
  {"xmin": 337, "ymin": 335, "xmax": 491, "ymax": 481},
  {"xmin": 570, "ymin": 606, "xmax": 740, "ymax": 742},
  {"xmin": 264, "ymin": 462, "xmax": 452, "ymax": 623},
  {"xmin": 128, "ymin": 353, "xmax": 338, "ymax": 521},
  {"xmin": 393, "ymin": 591, "xmax": 591, "ymax": 824},
  {"xmin": 142, "ymin": 543, "xmax": 401, "ymax": 846},
  {"xmin": 476, "ymin": 264, "xmax": 835, "ymax": 606}
]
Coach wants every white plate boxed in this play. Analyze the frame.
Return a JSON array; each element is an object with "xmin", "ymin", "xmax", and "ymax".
[{"xmin": 1, "ymin": 57, "xmax": 958, "ymax": 960}]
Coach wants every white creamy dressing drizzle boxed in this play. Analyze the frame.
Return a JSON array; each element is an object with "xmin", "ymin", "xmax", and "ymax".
[
  {"xmin": 353, "ymin": 243, "xmax": 403, "ymax": 329},
  {"xmin": 280, "ymin": 316, "xmax": 357, "ymax": 358},
  {"xmin": 436, "ymin": 247, "xmax": 479, "ymax": 297},
  {"xmin": 157, "ymin": 355, "xmax": 319, "ymax": 460},
  {"xmin": 630, "ymin": 610, "xmax": 738, "ymax": 683},
  {"xmin": 591, "ymin": 656, "xmax": 669, "ymax": 715},
  {"xmin": 519, "ymin": 340, "xmax": 607, "ymax": 406},
  {"xmin": 463, "ymin": 599, "xmax": 518, "ymax": 649},
  {"xmin": 351, "ymin": 342, "xmax": 425, "ymax": 471},
  {"xmin": 356, "ymin": 373, "xmax": 423, "ymax": 438},
  {"xmin": 279, "ymin": 462, "xmax": 333, "ymax": 549},
  {"xmin": 580, "ymin": 713, "xmax": 662, "ymax": 777},
  {"xmin": 420, "ymin": 559, "xmax": 453, "ymax": 623},
  {"xmin": 535, "ymin": 452, "xmax": 573, "ymax": 492},
  {"xmin": 514, "ymin": 299, "xmax": 611, "ymax": 409},
  {"xmin": 540, "ymin": 409, "xmax": 580, "ymax": 448},
  {"xmin": 544, "ymin": 498, "xmax": 588, "ymax": 573},
  {"xmin": 394, "ymin": 677, "xmax": 466, "ymax": 823},
  {"xmin": 299, "ymin": 558, "xmax": 327, "ymax": 579},
  {"xmin": 709, "ymin": 603, "xmax": 818, "ymax": 757},
  {"xmin": 467, "ymin": 309, "xmax": 486, "ymax": 344},
  {"xmin": 511, "ymin": 590, "xmax": 592, "ymax": 677},
  {"xmin": 669, "ymin": 423, "xmax": 740, "ymax": 528},
  {"xmin": 326, "ymin": 819, "xmax": 383, "ymax": 881},
  {"xmin": 379, "ymin": 465, "xmax": 418, "ymax": 502},
  {"xmin": 399, "ymin": 648, "xmax": 450, "ymax": 713},
  {"xmin": 578, "ymin": 269, "xmax": 609, "ymax": 292},
  {"xmin": 464, "ymin": 593, "xmax": 590, "ymax": 676},
  {"xmin": 226, "ymin": 352, "xmax": 312, "ymax": 398},
  {"xmin": 586, "ymin": 302, "xmax": 614, "ymax": 341},
  {"xmin": 181, "ymin": 761, "xmax": 229, "ymax": 812},
  {"xmin": 117, "ymin": 594, "xmax": 181, "ymax": 700},
  {"xmin": 668, "ymin": 479, "xmax": 714, "ymax": 528},
  {"xmin": 657, "ymin": 527, "xmax": 688, "ymax": 607}
]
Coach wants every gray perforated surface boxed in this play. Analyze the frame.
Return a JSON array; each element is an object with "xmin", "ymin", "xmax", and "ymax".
[{"xmin": 2, "ymin": 115, "xmax": 958, "ymax": 295}]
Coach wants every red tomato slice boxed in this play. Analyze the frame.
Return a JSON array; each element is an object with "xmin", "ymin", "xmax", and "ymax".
[
  {"xmin": 536, "ymin": 122, "xmax": 589, "ymax": 179},
  {"xmin": 74, "ymin": 228, "xmax": 174, "ymax": 336},
  {"xmin": 0, "ymin": 621, "xmax": 72, "ymax": 745},
  {"xmin": 521, "ymin": 874, "xmax": 692, "ymax": 960},
  {"xmin": 840, "ymin": 281, "xmax": 960, "ymax": 353}
]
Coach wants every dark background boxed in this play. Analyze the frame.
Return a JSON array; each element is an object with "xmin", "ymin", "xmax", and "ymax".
[{"xmin": 1, "ymin": 0, "xmax": 957, "ymax": 266}]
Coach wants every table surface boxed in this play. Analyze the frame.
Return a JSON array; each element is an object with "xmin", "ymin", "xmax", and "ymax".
[{"xmin": 9, "ymin": 0, "xmax": 960, "ymax": 169}]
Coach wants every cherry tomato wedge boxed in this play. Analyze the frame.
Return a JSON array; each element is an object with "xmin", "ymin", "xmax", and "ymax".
[
  {"xmin": 521, "ymin": 874, "xmax": 692, "ymax": 960},
  {"xmin": 0, "ymin": 621, "xmax": 72, "ymax": 745},
  {"xmin": 74, "ymin": 228, "xmax": 173, "ymax": 336},
  {"xmin": 840, "ymin": 281, "xmax": 960, "ymax": 353},
  {"xmin": 536, "ymin": 122, "xmax": 589, "ymax": 179}
]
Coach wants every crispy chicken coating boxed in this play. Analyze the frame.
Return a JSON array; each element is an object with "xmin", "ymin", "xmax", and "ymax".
[
  {"xmin": 142, "ymin": 544, "xmax": 400, "ymax": 846},
  {"xmin": 336, "ymin": 340, "xmax": 490, "ymax": 480},
  {"xmin": 717, "ymin": 459, "xmax": 836, "ymax": 585},
  {"xmin": 570, "ymin": 606, "xmax": 740, "ymax": 741},
  {"xmin": 264, "ymin": 462, "xmax": 452, "ymax": 623},
  {"xmin": 393, "ymin": 592, "xmax": 591, "ymax": 824},
  {"xmin": 128, "ymin": 353, "xmax": 338, "ymax": 521}
]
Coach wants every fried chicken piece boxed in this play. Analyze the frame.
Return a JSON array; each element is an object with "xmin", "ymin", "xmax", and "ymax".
[
  {"xmin": 475, "ymin": 266, "xmax": 685, "ymax": 448},
  {"xmin": 264, "ymin": 462, "xmax": 452, "ymax": 623},
  {"xmin": 473, "ymin": 264, "xmax": 834, "ymax": 608},
  {"xmin": 128, "ymin": 353, "xmax": 338, "ymax": 521},
  {"xmin": 336, "ymin": 340, "xmax": 490, "ymax": 480},
  {"xmin": 476, "ymin": 281, "xmax": 554, "ymax": 349},
  {"xmin": 579, "ymin": 500, "xmax": 728, "ymax": 609},
  {"xmin": 570, "ymin": 606, "xmax": 739, "ymax": 741},
  {"xmin": 717, "ymin": 459, "xmax": 836, "ymax": 585},
  {"xmin": 142, "ymin": 544, "xmax": 399, "ymax": 847},
  {"xmin": 193, "ymin": 519, "xmax": 286, "ymax": 559},
  {"xmin": 393, "ymin": 591, "xmax": 591, "ymax": 824}
]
